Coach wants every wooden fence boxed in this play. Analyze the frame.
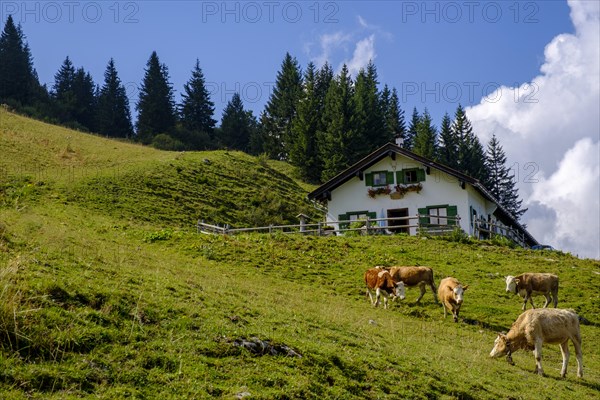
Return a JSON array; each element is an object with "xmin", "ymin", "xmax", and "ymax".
[
  {"xmin": 197, "ymin": 215, "xmax": 461, "ymax": 237},
  {"xmin": 473, "ymin": 219, "xmax": 528, "ymax": 248}
]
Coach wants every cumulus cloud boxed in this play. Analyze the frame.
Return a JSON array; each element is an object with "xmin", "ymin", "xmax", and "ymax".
[
  {"xmin": 467, "ymin": 0, "xmax": 600, "ymax": 259},
  {"xmin": 312, "ymin": 31, "xmax": 352, "ymax": 68},
  {"xmin": 345, "ymin": 34, "xmax": 376, "ymax": 76},
  {"xmin": 308, "ymin": 16, "xmax": 387, "ymax": 75}
]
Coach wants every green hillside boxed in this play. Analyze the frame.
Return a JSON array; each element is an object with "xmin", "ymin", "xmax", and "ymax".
[{"xmin": 1, "ymin": 110, "xmax": 599, "ymax": 399}]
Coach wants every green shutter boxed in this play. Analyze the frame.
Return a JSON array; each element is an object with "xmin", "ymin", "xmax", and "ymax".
[
  {"xmin": 396, "ymin": 171, "xmax": 404, "ymax": 184},
  {"xmin": 418, "ymin": 207, "xmax": 429, "ymax": 225},
  {"xmin": 386, "ymin": 171, "xmax": 395, "ymax": 185},
  {"xmin": 365, "ymin": 172, "xmax": 373, "ymax": 186},
  {"xmin": 417, "ymin": 169, "xmax": 426, "ymax": 182},
  {"xmin": 447, "ymin": 206, "xmax": 458, "ymax": 226}
]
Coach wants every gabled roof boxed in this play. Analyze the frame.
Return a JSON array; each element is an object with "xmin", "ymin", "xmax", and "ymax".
[{"xmin": 307, "ymin": 142, "xmax": 538, "ymax": 246}]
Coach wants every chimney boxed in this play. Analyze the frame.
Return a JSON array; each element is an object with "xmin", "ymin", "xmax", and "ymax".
[{"xmin": 395, "ymin": 135, "xmax": 404, "ymax": 147}]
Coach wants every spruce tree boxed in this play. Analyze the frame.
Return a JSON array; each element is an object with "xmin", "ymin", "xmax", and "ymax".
[
  {"xmin": 218, "ymin": 93, "xmax": 257, "ymax": 152},
  {"xmin": 52, "ymin": 57, "xmax": 77, "ymax": 123},
  {"xmin": 452, "ymin": 104, "xmax": 488, "ymax": 182},
  {"xmin": 404, "ymin": 107, "xmax": 420, "ymax": 150},
  {"xmin": 412, "ymin": 108, "xmax": 437, "ymax": 159},
  {"xmin": 290, "ymin": 62, "xmax": 321, "ymax": 182},
  {"xmin": 485, "ymin": 135, "xmax": 527, "ymax": 220},
  {"xmin": 0, "ymin": 15, "xmax": 38, "ymax": 105},
  {"xmin": 96, "ymin": 58, "xmax": 134, "ymax": 138},
  {"xmin": 261, "ymin": 53, "xmax": 303, "ymax": 160},
  {"xmin": 318, "ymin": 64, "xmax": 356, "ymax": 181},
  {"xmin": 437, "ymin": 112, "xmax": 457, "ymax": 168},
  {"xmin": 136, "ymin": 51, "xmax": 177, "ymax": 144},
  {"xmin": 352, "ymin": 61, "xmax": 385, "ymax": 153},
  {"xmin": 71, "ymin": 67, "xmax": 97, "ymax": 131},
  {"xmin": 382, "ymin": 86, "xmax": 406, "ymax": 144},
  {"xmin": 180, "ymin": 59, "xmax": 216, "ymax": 136}
]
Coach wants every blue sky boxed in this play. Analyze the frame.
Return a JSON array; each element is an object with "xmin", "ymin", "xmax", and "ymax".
[
  {"xmin": 2, "ymin": 1, "xmax": 572, "ymax": 124},
  {"xmin": 2, "ymin": 1, "xmax": 598, "ymax": 259}
]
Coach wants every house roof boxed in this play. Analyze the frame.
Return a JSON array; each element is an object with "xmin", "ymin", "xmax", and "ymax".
[{"xmin": 307, "ymin": 142, "xmax": 538, "ymax": 246}]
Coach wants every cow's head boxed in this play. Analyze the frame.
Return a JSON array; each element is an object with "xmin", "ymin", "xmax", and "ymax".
[
  {"xmin": 505, "ymin": 276, "xmax": 519, "ymax": 293},
  {"xmin": 393, "ymin": 281, "xmax": 406, "ymax": 301},
  {"xmin": 453, "ymin": 284, "xmax": 468, "ymax": 304},
  {"xmin": 490, "ymin": 333, "xmax": 514, "ymax": 364},
  {"xmin": 489, "ymin": 333, "xmax": 509, "ymax": 357}
]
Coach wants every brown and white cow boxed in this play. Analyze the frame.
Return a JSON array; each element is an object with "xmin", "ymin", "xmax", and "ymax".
[
  {"xmin": 489, "ymin": 308, "xmax": 583, "ymax": 378},
  {"xmin": 505, "ymin": 273, "xmax": 559, "ymax": 310},
  {"xmin": 388, "ymin": 266, "xmax": 438, "ymax": 303},
  {"xmin": 437, "ymin": 277, "xmax": 469, "ymax": 322},
  {"xmin": 364, "ymin": 268, "xmax": 406, "ymax": 309}
]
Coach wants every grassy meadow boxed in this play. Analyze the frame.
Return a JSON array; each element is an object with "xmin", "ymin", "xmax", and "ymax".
[{"xmin": 1, "ymin": 109, "xmax": 599, "ymax": 399}]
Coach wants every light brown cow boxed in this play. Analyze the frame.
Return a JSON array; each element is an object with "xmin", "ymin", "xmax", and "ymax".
[
  {"xmin": 438, "ymin": 277, "xmax": 469, "ymax": 322},
  {"xmin": 505, "ymin": 273, "xmax": 559, "ymax": 310},
  {"xmin": 490, "ymin": 308, "xmax": 583, "ymax": 378},
  {"xmin": 388, "ymin": 266, "xmax": 438, "ymax": 303},
  {"xmin": 364, "ymin": 268, "xmax": 405, "ymax": 309}
]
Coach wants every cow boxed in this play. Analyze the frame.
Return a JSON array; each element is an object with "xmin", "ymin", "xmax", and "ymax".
[
  {"xmin": 364, "ymin": 268, "xmax": 405, "ymax": 309},
  {"xmin": 437, "ymin": 277, "xmax": 469, "ymax": 322},
  {"xmin": 489, "ymin": 308, "xmax": 583, "ymax": 378},
  {"xmin": 388, "ymin": 266, "xmax": 438, "ymax": 303},
  {"xmin": 505, "ymin": 273, "xmax": 559, "ymax": 310}
]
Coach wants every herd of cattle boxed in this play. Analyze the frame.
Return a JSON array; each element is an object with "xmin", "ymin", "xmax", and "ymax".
[{"xmin": 364, "ymin": 267, "xmax": 583, "ymax": 378}]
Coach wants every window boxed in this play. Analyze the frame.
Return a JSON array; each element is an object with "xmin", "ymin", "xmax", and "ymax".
[
  {"xmin": 396, "ymin": 168, "xmax": 426, "ymax": 184},
  {"xmin": 418, "ymin": 205, "xmax": 458, "ymax": 226},
  {"xmin": 338, "ymin": 211, "xmax": 376, "ymax": 230},
  {"xmin": 429, "ymin": 207, "xmax": 447, "ymax": 225},
  {"xmin": 404, "ymin": 170, "xmax": 418, "ymax": 183},
  {"xmin": 373, "ymin": 172, "xmax": 388, "ymax": 186},
  {"xmin": 365, "ymin": 171, "xmax": 394, "ymax": 187}
]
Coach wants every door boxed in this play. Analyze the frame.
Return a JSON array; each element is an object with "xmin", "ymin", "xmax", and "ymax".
[{"xmin": 387, "ymin": 208, "xmax": 409, "ymax": 234}]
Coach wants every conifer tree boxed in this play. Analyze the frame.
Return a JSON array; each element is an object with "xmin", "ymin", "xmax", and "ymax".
[
  {"xmin": 352, "ymin": 61, "xmax": 385, "ymax": 153},
  {"xmin": 412, "ymin": 108, "xmax": 437, "ymax": 159},
  {"xmin": 0, "ymin": 15, "xmax": 38, "ymax": 105},
  {"xmin": 218, "ymin": 93, "xmax": 257, "ymax": 152},
  {"xmin": 96, "ymin": 58, "xmax": 134, "ymax": 138},
  {"xmin": 318, "ymin": 64, "xmax": 356, "ymax": 181},
  {"xmin": 382, "ymin": 86, "xmax": 406, "ymax": 144},
  {"xmin": 136, "ymin": 51, "xmax": 177, "ymax": 144},
  {"xmin": 404, "ymin": 107, "xmax": 420, "ymax": 150},
  {"xmin": 71, "ymin": 67, "xmax": 97, "ymax": 131},
  {"xmin": 289, "ymin": 63, "xmax": 322, "ymax": 182},
  {"xmin": 180, "ymin": 59, "xmax": 216, "ymax": 136},
  {"xmin": 485, "ymin": 135, "xmax": 527, "ymax": 220},
  {"xmin": 451, "ymin": 104, "xmax": 488, "ymax": 182},
  {"xmin": 52, "ymin": 56, "xmax": 76, "ymax": 123},
  {"xmin": 261, "ymin": 53, "xmax": 303, "ymax": 160},
  {"xmin": 437, "ymin": 112, "xmax": 457, "ymax": 168}
]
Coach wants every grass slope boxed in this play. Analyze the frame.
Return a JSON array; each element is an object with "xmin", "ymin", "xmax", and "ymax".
[{"xmin": 1, "ymin": 110, "xmax": 599, "ymax": 399}]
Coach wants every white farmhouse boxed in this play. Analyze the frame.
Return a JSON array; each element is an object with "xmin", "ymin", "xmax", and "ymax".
[{"xmin": 307, "ymin": 142, "xmax": 538, "ymax": 248}]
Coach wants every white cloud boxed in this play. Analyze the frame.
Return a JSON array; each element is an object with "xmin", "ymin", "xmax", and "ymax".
[
  {"xmin": 312, "ymin": 31, "xmax": 352, "ymax": 68},
  {"xmin": 345, "ymin": 34, "xmax": 376, "ymax": 76},
  {"xmin": 307, "ymin": 15, "xmax": 388, "ymax": 75},
  {"xmin": 466, "ymin": 0, "xmax": 600, "ymax": 259}
]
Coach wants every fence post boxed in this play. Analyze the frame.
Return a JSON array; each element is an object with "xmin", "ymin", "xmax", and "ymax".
[
  {"xmin": 269, "ymin": 224, "xmax": 273, "ymax": 234},
  {"xmin": 317, "ymin": 221, "xmax": 322, "ymax": 236},
  {"xmin": 365, "ymin": 217, "xmax": 370, "ymax": 235}
]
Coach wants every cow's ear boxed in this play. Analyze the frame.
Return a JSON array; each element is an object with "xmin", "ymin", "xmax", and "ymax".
[
  {"xmin": 462, "ymin": 285, "xmax": 469, "ymax": 291},
  {"xmin": 514, "ymin": 279, "xmax": 520, "ymax": 285}
]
